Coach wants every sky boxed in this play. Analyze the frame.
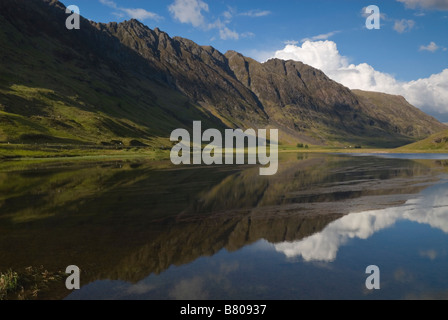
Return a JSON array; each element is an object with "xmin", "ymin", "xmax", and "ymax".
[{"xmin": 62, "ymin": 0, "xmax": 448, "ymax": 121}]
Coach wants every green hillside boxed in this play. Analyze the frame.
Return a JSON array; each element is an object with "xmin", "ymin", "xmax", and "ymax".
[
  {"xmin": 399, "ymin": 130, "xmax": 448, "ymax": 151},
  {"xmin": 0, "ymin": 0, "xmax": 222, "ymax": 148}
]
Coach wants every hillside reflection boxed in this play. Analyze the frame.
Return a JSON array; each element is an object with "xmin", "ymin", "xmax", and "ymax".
[
  {"xmin": 0, "ymin": 153, "xmax": 445, "ymax": 299},
  {"xmin": 275, "ymin": 181, "xmax": 448, "ymax": 262}
]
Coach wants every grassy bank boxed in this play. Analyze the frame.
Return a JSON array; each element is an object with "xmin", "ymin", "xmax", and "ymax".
[
  {"xmin": 1, "ymin": 143, "xmax": 448, "ymax": 164},
  {"xmin": 0, "ymin": 143, "xmax": 171, "ymax": 161},
  {"xmin": 279, "ymin": 145, "xmax": 448, "ymax": 154}
]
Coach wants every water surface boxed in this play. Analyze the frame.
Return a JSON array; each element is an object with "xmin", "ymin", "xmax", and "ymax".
[{"xmin": 1, "ymin": 153, "xmax": 448, "ymax": 300}]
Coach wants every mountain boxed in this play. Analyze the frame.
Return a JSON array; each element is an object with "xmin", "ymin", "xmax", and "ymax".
[
  {"xmin": 0, "ymin": 0, "xmax": 446, "ymax": 148},
  {"xmin": 353, "ymin": 90, "xmax": 444, "ymax": 139},
  {"xmin": 0, "ymin": 0, "xmax": 226, "ymax": 148}
]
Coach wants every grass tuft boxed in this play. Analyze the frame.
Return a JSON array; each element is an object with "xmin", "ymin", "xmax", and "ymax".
[{"xmin": 0, "ymin": 270, "xmax": 19, "ymax": 300}]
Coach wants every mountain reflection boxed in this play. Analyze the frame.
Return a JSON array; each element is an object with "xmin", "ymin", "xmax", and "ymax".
[
  {"xmin": 275, "ymin": 181, "xmax": 448, "ymax": 262},
  {"xmin": 0, "ymin": 154, "xmax": 446, "ymax": 299}
]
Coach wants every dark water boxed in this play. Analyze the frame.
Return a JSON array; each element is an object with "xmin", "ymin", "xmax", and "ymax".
[{"xmin": 1, "ymin": 153, "xmax": 448, "ymax": 300}]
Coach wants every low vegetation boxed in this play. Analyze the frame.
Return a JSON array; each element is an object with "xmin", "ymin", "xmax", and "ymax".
[
  {"xmin": 0, "ymin": 270, "xmax": 19, "ymax": 299},
  {"xmin": 0, "ymin": 267, "xmax": 65, "ymax": 300}
]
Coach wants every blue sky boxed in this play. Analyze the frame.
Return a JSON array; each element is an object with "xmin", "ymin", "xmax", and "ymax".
[{"xmin": 62, "ymin": 0, "xmax": 448, "ymax": 119}]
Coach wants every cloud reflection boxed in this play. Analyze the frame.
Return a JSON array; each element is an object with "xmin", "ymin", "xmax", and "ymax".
[{"xmin": 275, "ymin": 183, "xmax": 448, "ymax": 262}]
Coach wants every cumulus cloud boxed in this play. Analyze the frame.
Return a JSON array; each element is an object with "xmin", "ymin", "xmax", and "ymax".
[
  {"xmin": 99, "ymin": 0, "xmax": 162, "ymax": 21},
  {"xmin": 394, "ymin": 19, "xmax": 415, "ymax": 33},
  {"xmin": 420, "ymin": 41, "xmax": 440, "ymax": 52},
  {"xmin": 168, "ymin": 0, "xmax": 209, "ymax": 27},
  {"xmin": 275, "ymin": 210, "xmax": 399, "ymax": 262},
  {"xmin": 272, "ymin": 40, "xmax": 448, "ymax": 115},
  {"xmin": 397, "ymin": 0, "xmax": 448, "ymax": 10},
  {"xmin": 275, "ymin": 183, "xmax": 448, "ymax": 262}
]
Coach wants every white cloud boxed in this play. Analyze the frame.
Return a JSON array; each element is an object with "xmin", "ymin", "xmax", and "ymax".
[
  {"xmin": 420, "ymin": 41, "xmax": 440, "ymax": 52},
  {"xmin": 240, "ymin": 10, "xmax": 271, "ymax": 17},
  {"xmin": 219, "ymin": 27, "xmax": 239, "ymax": 40},
  {"xmin": 223, "ymin": 10, "xmax": 233, "ymax": 20},
  {"xmin": 394, "ymin": 19, "xmax": 415, "ymax": 33},
  {"xmin": 275, "ymin": 184, "xmax": 448, "ymax": 262},
  {"xmin": 207, "ymin": 19, "xmax": 239, "ymax": 40},
  {"xmin": 397, "ymin": 0, "xmax": 448, "ymax": 10},
  {"xmin": 275, "ymin": 210, "xmax": 399, "ymax": 262},
  {"xmin": 99, "ymin": 0, "xmax": 162, "ymax": 21},
  {"xmin": 272, "ymin": 40, "xmax": 448, "ymax": 115},
  {"xmin": 301, "ymin": 31, "xmax": 339, "ymax": 43},
  {"xmin": 121, "ymin": 8, "xmax": 162, "ymax": 21},
  {"xmin": 168, "ymin": 0, "xmax": 209, "ymax": 27},
  {"xmin": 207, "ymin": 18, "xmax": 224, "ymax": 30},
  {"xmin": 99, "ymin": 0, "xmax": 117, "ymax": 9},
  {"xmin": 169, "ymin": 1, "xmax": 254, "ymax": 41}
]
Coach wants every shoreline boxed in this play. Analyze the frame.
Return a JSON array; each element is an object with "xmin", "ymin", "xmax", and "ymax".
[{"xmin": 1, "ymin": 144, "xmax": 448, "ymax": 163}]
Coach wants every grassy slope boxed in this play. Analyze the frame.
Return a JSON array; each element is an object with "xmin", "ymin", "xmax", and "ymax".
[
  {"xmin": 353, "ymin": 90, "xmax": 447, "ymax": 140},
  {"xmin": 0, "ymin": 11, "xmax": 219, "ymax": 149},
  {"xmin": 398, "ymin": 130, "xmax": 448, "ymax": 151}
]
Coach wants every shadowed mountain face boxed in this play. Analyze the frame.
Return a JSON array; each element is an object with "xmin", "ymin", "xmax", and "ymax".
[
  {"xmin": 93, "ymin": 20, "xmax": 269, "ymax": 128},
  {"xmin": 0, "ymin": 154, "xmax": 445, "ymax": 299},
  {"xmin": 0, "ymin": 0, "xmax": 445, "ymax": 147}
]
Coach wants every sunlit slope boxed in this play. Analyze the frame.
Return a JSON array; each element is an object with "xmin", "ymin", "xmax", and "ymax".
[{"xmin": 398, "ymin": 130, "xmax": 448, "ymax": 151}]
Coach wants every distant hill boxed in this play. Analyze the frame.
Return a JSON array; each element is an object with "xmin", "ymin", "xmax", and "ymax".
[
  {"xmin": 398, "ymin": 129, "xmax": 448, "ymax": 151},
  {"xmin": 352, "ymin": 90, "xmax": 446, "ymax": 139},
  {"xmin": 0, "ymin": 0, "xmax": 446, "ymax": 148}
]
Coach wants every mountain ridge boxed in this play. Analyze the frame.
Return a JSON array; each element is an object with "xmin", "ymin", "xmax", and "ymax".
[{"xmin": 0, "ymin": 0, "xmax": 446, "ymax": 148}]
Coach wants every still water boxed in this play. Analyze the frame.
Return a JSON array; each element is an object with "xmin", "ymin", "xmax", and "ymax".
[{"xmin": 1, "ymin": 153, "xmax": 448, "ymax": 300}]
